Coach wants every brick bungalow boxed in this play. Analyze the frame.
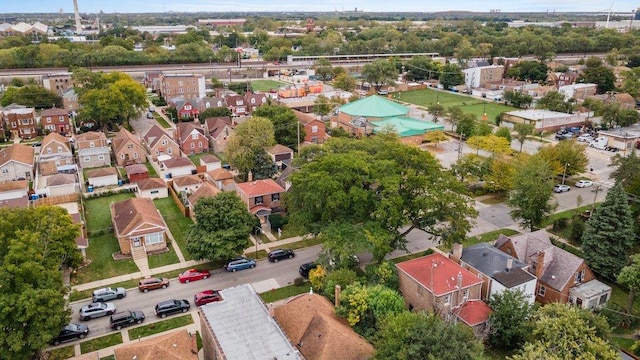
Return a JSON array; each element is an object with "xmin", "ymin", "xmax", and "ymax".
[{"xmin": 111, "ymin": 198, "xmax": 168, "ymax": 257}]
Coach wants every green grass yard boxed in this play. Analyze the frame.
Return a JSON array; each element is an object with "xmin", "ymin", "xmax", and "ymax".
[
  {"xmin": 128, "ymin": 315, "xmax": 193, "ymax": 339},
  {"xmin": 251, "ymin": 79, "xmax": 287, "ymax": 92},
  {"xmin": 154, "ymin": 198, "xmax": 195, "ymax": 261},
  {"xmin": 80, "ymin": 333, "xmax": 122, "ymax": 354},
  {"xmin": 147, "ymin": 245, "xmax": 181, "ymax": 268},
  {"xmin": 72, "ymin": 233, "xmax": 139, "ymax": 285},
  {"xmin": 84, "ymin": 193, "xmax": 135, "ymax": 234}
]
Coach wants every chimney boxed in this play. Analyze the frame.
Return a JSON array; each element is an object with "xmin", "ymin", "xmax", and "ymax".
[
  {"xmin": 506, "ymin": 258, "xmax": 513, "ymax": 272},
  {"xmin": 452, "ymin": 243, "xmax": 463, "ymax": 262},
  {"xmin": 247, "ymin": 171, "xmax": 253, "ymax": 182},
  {"xmin": 457, "ymin": 272, "xmax": 463, "ymax": 289},
  {"xmin": 535, "ymin": 251, "xmax": 545, "ymax": 279},
  {"xmin": 334, "ymin": 285, "xmax": 341, "ymax": 308}
]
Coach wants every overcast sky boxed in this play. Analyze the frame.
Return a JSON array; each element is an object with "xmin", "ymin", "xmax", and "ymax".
[{"xmin": 3, "ymin": 1, "xmax": 639, "ymax": 14}]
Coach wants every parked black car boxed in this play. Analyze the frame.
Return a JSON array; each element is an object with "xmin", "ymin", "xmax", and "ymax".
[
  {"xmin": 109, "ymin": 310, "xmax": 145, "ymax": 330},
  {"xmin": 51, "ymin": 324, "xmax": 89, "ymax": 345},
  {"xmin": 268, "ymin": 249, "xmax": 295, "ymax": 262},
  {"xmin": 299, "ymin": 262, "xmax": 319, "ymax": 278},
  {"xmin": 154, "ymin": 299, "xmax": 190, "ymax": 318}
]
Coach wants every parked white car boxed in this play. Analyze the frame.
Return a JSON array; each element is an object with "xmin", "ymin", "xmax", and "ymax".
[
  {"xmin": 575, "ymin": 180, "xmax": 594, "ymax": 188},
  {"xmin": 577, "ymin": 134, "xmax": 594, "ymax": 142}
]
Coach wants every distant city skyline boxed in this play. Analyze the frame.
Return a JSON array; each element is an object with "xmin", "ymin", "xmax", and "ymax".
[{"xmin": 1, "ymin": 1, "xmax": 639, "ymax": 14}]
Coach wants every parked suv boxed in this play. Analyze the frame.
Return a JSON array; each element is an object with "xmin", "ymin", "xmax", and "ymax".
[
  {"xmin": 92, "ymin": 287, "xmax": 126, "ymax": 302},
  {"xmin": 79, "ymin": 302, "xmax": 116, "ymax": 321},
  {"xmin": 109, "ymin": 310, "xmax": 145, "ymax": 330},
  {"xmin": 268, "ymin": 249, "xmax": 295, "ymax": 262},
  {"xmin": 138, "ymin": 277, "xmax": 169, "ymax": 293},
  {"xmin": 299, "ymin": 262, "xmax": 319, "ymax": 278},
  {"xmin": 51, "ymin": 324, "xmax": 89, "ymax": 345},
  {"xmin": 224, "ymin": 257, "xmax": 256, "ymax": 272},
  {"xmin": 154, "ymin": 299, "xmax": 190, "ymax": 318}
]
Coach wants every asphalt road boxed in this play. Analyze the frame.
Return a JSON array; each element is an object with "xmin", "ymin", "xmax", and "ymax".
[{"xmin": 68, "ymin": 245, "xmax": 321, "ymax": 341}]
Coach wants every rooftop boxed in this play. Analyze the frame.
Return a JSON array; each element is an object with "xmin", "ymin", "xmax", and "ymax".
[
  {"xmin": 396, "ymin": 253, "xmax": 483, "ymax": 296},
  {"xmin": 372, "ymin": 116, "xmax": 444, "ymax": 137},
  {"xmin": 339, "ymin": 95, "xmax": 408, "ymax": 118},
  {"xmin": 236, "ymin": 179, "xmax": 285, "ymax": 197}
]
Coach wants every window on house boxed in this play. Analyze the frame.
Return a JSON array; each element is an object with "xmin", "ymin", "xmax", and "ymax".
[
  {"xmin": 599, "ymin": 293, "xmax": 608, "ymax": 305},
  {"xmin": 58, "ymin": 116, "xmax": 64, "ymax": 121},
  {"xmin": 168, "ymin": 148, "xmax": 172, "ymax": 154},
  {"xmin": 162, "ymin": 140, "xmax": 167, "ymax": 145},
  {"xmin": 255, "ymin": 196, "xmax": 264, "ymax": 205},
  {"xmin": 83, "ymin": 156, "xmax": 90, "ymax": 162},
  {"xmin": 311, "ymin": 125, "xmax": 318, "ymax": 133},
  {"xmin": 89, "ymin": 141, "xmax": 95, "ymax": 148},
  {"xmin": 251, "ymin": 98, "xmax": 255, "ymax": 104},
  {"xmin": 127, "ymin": 144, "xmax": 133, "ymax": 149},
  {"xmin": 443, "ymin": 294, "xmax": 451, "ymax": 306},
  {"xmin": 272, "ymin": 193, "xmax": 280, "ymax": 201},
  {"xmin": 190, "ymin": 143, "xmax": 195, "ymax": 149},
  {"xmin": 120, "ymin": 154, "xmax": 125, "ymax": 159},
  {"xmin": 151, "ymin": 190, "xmax": 159, "ymax": 194},
  {"xmin": 462, "ymin": 289, "xmax": 469, "ymax": 302},
  {"xmin": 155, "ymin": 150, "xmax": 160, "ymax": 155},
  {"xmin": 574, "ymin": 269, "xmax": 585, "ymax": 284},
  {"xmin": 98, "ymin": 155, "xmax": 105, "ymax": 160},
  {"xmin": 2, "ymin": 169, "xmax": 8, "ymax": 174},
  {"xmin": 311, "ymin": 135, "xmax": 318, "ymax": 143},
  {"xmin": 46, "ymin": 117, "xmax": 51, "ymax": 123},
  {"xmin": 57, "ymin": 146, "xmax": 62, "ymax": 153},
  {"xmin": 531, "ymin": 261, "xmax": 537, "ymax": 272},
  {"xmin": 178, "ymin": 81, "xmax": 183, "ymax": 86},
  {"xmin": 133, "ymin": 152, "xmax": 139, "ymax": 159},
  {"xmin": 192, "ymin": 133, "xmax": 197, "ymax": 140},
  {"xmin": 538, "ymin": 286, "xmax": 546, "ymax": 297},
  {"xmin": 145, "ymin": 232, "xmax": 163, "ymax": 245},
  {"xmin": 47, "ymin": 148, "xmax": 52, "ymax": 154},
  {"xmin": 198, "ymin": 141, "xmax": 202, "ymax": 148}
]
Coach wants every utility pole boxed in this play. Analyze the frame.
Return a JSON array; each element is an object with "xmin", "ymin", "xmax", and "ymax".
[
  {"xmin": 590, "ymin": 185, "xmax": 602, "ymax": 216},
  {"xmin": 297, "ymin": 121, "xmax": 300, "ymax": 154}
]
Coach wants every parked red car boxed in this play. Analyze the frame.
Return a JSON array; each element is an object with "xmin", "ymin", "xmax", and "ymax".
[
  {"xmin": 178, "ymin": 269, "xmax": 211, "ymax": 283},
  {"xmin": 194, "ymin": 290, "xmax": 223, "ymax": 306}
]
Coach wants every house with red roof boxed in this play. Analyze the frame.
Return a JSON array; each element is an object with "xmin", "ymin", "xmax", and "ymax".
[
  {"xmin": 396, "ymin": 253, "xmax": 491, "ymax": 336},
  {"xmin": 295, "ymin": 110, "xmax": 325, "ymax": 144},
  {"xmin": 236, "ymin": 179, "xmax": 285, "ymax": 230},
  {"xmin": 204, "ymin": 117, "xmax": 234, "ymax": 152},
  {"xmin": 176, "ymin": 122, "xmax": 209, "ymax": 155},
  {"xmin": 41, "ymin": 107, "xmax": 72, "ymax": 135}
]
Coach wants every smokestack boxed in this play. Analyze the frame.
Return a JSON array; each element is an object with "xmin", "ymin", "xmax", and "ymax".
[
  {"xmin": 457, "ymin": 272, "xmax": 463, "ymax": 289},
  {"xmin": 334, "ymin": 285, "xmax": 341, "ymax": 308},
  {"xmin": 506, "ymin": 258, "xmax": 513, "ymax": 272},
  {"xmin": 73, "ymin": 0, "xmax": 82, "ymax": 34}
]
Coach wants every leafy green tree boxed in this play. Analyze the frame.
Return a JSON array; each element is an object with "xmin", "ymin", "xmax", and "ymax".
[
  {"xmin": 2, "ymin": 84, "xmax": 62, "ymax": 109},
  {"xmin": 374, "ymin": 311, "xmax": 484, "ymax": 360},
  {"xmin": 536, "ymin": 140, "xmax": 589, "ymax": 178},
  {"xmin": 506, "ymin": 60, "xmax": 549, "ymax": 82},
  {"xmin": 427, "ymin": 103, "xmax": 445, "ymax": 122},
  {"xmin": 577, "ymin": 57, "xmax": 616, "ymax": 94},
  {"xmin": 336, "ymin": 283, "xmax": 406, "ymax": 339},
  {"xmin": 323, "ymin": 268, "xmax": 359, "ymax": 302},
  {"xmin": 423, "ymin": 130, "xmax": 448, "ymax": 148},
  {"xmin": 622, "ymin": 67, "xmax": 640, "ymax": 99},
  {"xmin": 253, "ymin": 104, "xmax": 304, "ymax": 151},
  {"xmin": 511, "ymin": 303, "xmax": 617, "ymax": 360},
  {"xmin": 617, "ymin": 254, "xmax": 640, "ymax": 313},
  {"xmin": 313, "ymin": 58, "xmax": 334, "ymax": 80},
  {"xmin": 536, "ymin": 91, "xmax": 575, "ymax": 113},
  {"xmin": 513, "ymin": 123, "xmax": 535, "ymax": 152},
  {"xmin": 507, "ymin": 155, "xmax": 556, "ymax": 231},
  {"xmin": 405, "ymin": 56, "xmax": 439, "ymax": 81},
  {"xmin": 456, "ymin": 113, "xmax": 477, "ymax": 139},
  {"xmin": 313, "ymin": 94, "xmax": 332, "ymax": 119},
  {"xmin": 474, "ymin": 121, "xmax": 493, "ymax": 137},
  {"xmin": 333, "ymin": 73, "xmax": 356, "ymax": 91},
  {"xmin": 495, "ymin": 126, "xmax": 512, "ymax": 142},
  {"xmin": 503, "ymin": 90, "xmax": 533, "ymax": 108},
  {"xmin": 582, "ymin": 183, "xmax": 635, "ymax": 280},
  {"xmin": 198, "ymin": 107, "xmax": 232, "ymax": 122},
  {"xmin": 439, "ymin": 63, "xmax": 464, "ymax": 90},
  {"xmin": 488, "ymin": 290, "xmax": 537, "ymax": 350},
  {"xmin": 485, "ymin": 157, "xmax": 516, "ymax": 192},
  {"xmin": 186, "ymin": 193, "xmax": 255, "ymax": 261},
  {"xmin": 362, "ymin": 59, "xmax": 398, "ymax": 90},
  {"xmin": 226, "ymin": 117, "xmax": 276, "ymax": 180},
  {"xmin": 446, "ymin": 106, "xmax": 465, "ymax": 131},
  {"xmin": 251, "ymin": 149, "xmax": 277, "ymax": 180},
  {"xmin": 451, "ymin": 154, "xmax": 491, "ymax": 183},
  {"xmin": 467, "ymin": 134, "xmax": 512, "ymax": 155}
]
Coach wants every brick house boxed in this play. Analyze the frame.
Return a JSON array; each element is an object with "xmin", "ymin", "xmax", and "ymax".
[
  {"xmin": 75, "ymin": 131, "xmax": 111, "ymax": 169},
  {"xmin": 0, "ymin": 143, "xmax": 34, "ymax": 182},
  {"xmin": 177, "ymin": 122, "xmax": 209, "ymax": 155},
  {"xmin": 174, "ymin": 99, "xmax": 200, "ymax": 120},
  {"xmin": 112, "ymin": 128, "xmax": 146, "ymax": 166},
  {"xmin": 111, "ymin": 198, "xmax": 168, "ymax": 257},
  {"xmin": 40, "ymin": 107, "xmax": 72, "ymax": 135},
  {"xmin": 196, "ymin": 96, "xmax": 227, "ymax": 112},
  {"xmin": 62, "ymin": 88, "xmax": 80, "ymax": 112},
  {"xmin": 4, "ymin": 107, "xmax": 37, "ymax": 139},
  {"xmin": 245, "ymin": 92, "xmax": 268, "ymax": 114},
  {"xmin": 42, "ymin": 72, "xmax": 74, "ymax": 96},
  {"xmin": 396, "ymin": 253, "xmax": 486, "ymax": 321},
  {"xmin": 236, "ymin": 179, "xmax": 285, "ymax": 230},
  {"xmin": 144, "ymin": 125, "xmax": 180, "ymax": 161},
  {"xmin": 294, "ymin": 110, "xmax": 325, "ymax": 144},
  {"xmin": 204, "ymin": 117, "xmax": 234, "ymax": 153},
  {"xmin": 495, "ymin": 230, "xmax": 611, "ymax": 309},
  {"xmin": 158, "ymin": 73, "xmax": 206, "ymax": 102},
  {"xmin": 225, "ymin": 95, "xmax": 247, "ymax": 117}
]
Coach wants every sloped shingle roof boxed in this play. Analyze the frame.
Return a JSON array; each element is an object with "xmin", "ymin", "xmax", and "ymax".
[
  {"xmin": 236, "ymin": 179, "xmax": 284, "ymax": 197},
  {"xmin": 188, "ymin": 182, "xmax": 220, "ymax": 205},
  {"xmin": 86, "ymin": 167, "xmax": 118, "ymax": 178},
  {"xmin": 136, "ymin": 177, "xmax": 166, "ymax": 191},
  {"xmin": 113, "ymin": 330, "xmax": 197, "ymax": 360},
  {"xmin": 112, "ymin": 198, "xmax": 166, "ymax": 237},
  {"xmin": 0, "ymin": 143, "xmax": 34, "ymax": 167},
  {"xmin": 396, "ymin": 253, "xmax": 483, "ymax": 296}
]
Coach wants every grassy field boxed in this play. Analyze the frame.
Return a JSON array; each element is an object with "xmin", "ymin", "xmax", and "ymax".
[
  {"xmin": 84, "ymin": 193, "xmax": 136, "ymax": 234},
  {"xmin": 393, "ymin": 88, "xmax": 517, "ymax": 125},
  {"xmin": 251, "ymin": 79, "xmax": 286, "ymax": 92},
  {"xmin": 153, "ymin": 112, "xmax": 172, "ymax": 129},
  {"xmin": 80, "ymin": 333, "xmax": 123, "ymax": 354},
  {"xmin": 154, "ymin": 198, "xmax": 194, "ymax": 261},
  {"xmin": 128, "ymin": 314, "xmax": 193, "ymax": 339}
]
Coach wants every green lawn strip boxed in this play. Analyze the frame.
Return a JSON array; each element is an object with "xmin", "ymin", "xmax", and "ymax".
[
  {"xmin": 259, "ymin": 283, "xmax": 308, "ymax": 303},
  {"xmin": 153, "ymin": 113, "xmax": 172, "ymax": 128},
  {"xmin": 80, "ymin": 333, "xmax": 123, "ymax": 354},
  {"xmin": 245, "ymin": 249, "xmax": 268, "ymax": 260},
  {"xmin": 128, "ymin": 314, "xmax": 194, "ymax": 340},
  {"xmin": 390, "ymin": 250, "xmax": 435, "ymax": 264},
  {"xmin": 196, "ymin": 331, "xmax": 203, "ymax": 350},
  {"xmin": 612, "ymin": 336, "xmax": 635, "ymax": 351},
  {"xmin": 283, "ymin": 236, "xmax": 324, "ymax": 251},
  {"xmin": 46, "ymin": 345, "xmax": 75, "ymax": 360},
  {"xmin": 280, "ymin": 223, "xmax": 308, "ymax": 239},
  {"xmin": 154, "ymin": 198, "xmax": 195, "ymax": 261},
  {"xmin": 71, "ymin": 233, "xmax": 139, "ymax": 285},
  {"xmin": 147, "ymin": 246, "xmax": 181, "ymax": 268},
  {"xmin": 70, "ymin": 278, "xmax": 141, "ymax": 302},
  {"xmin": 145, "ymin": 162, "xmax": 158, "ymax": 177},
  {"xmin": 251, "ymin": 79, "xmax": 286, "ymax": 92},
  {"xmin": 84, "ymin": 193, "xmax": 136, "ymax": 234},
  {"xmin": 257, "ymin": 232, "xmax": 271, "ymax": 244},
  {"xmin": 541, "ymin": 205, "xmax": 594, "ymax": 228}
]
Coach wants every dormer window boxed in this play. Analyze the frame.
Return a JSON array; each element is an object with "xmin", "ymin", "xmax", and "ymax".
[
  {"xmin": 192, "ymin": 133, "xmax": 198, "ymax": 140},
  {"xmin": 251, "ymin": 98, "xmax": 255, "ymax": 104},
  {"xmin": 89, "ymin": 141, "xmax": 95, "ymax": 148}
]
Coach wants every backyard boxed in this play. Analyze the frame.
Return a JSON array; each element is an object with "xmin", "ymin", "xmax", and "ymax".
[{"xmin": 392, "ymin": 88, "xmax": 516, "ymax": 125}]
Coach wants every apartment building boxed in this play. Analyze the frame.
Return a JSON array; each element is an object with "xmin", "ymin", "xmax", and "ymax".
[{"xmin": 158, "ymin": 73, "xmax": 206, "ymax": 102}]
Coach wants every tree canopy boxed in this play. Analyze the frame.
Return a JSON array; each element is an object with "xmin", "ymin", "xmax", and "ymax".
[
  {"xmin": 362, "ymin": 59, "xmax": 398, "ymax": 90},
  {"xmin": 577, "ymin": 57, "xmax": 616, "ymax": 94},
  {"xmin": 225, "ymin": 116, "xmax": 276, "ymax": 180},
  {"xmin": 507, "ymin": 155, "xmax": 556, "ymax": 231},
  {"xmin": 253, "ymin": 103, "xmax": 304, "ymax": 151},
  {"xmin": 488, "ymin": 290, "xmax": 537, "ymax": 350}
]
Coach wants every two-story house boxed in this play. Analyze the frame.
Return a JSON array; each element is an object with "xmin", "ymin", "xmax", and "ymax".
[
  {"xmin": 245, "ymin": 92, "xmax": 267, "ymax": 114},
  {"xmin": 177, "ymin": 122, "xmax": 209, "ymax": 155},
  {"xmin": 62, "ymin": 88, "xmax": 80, "ymax": 112},
  {"xmin": 204, "ymin": 117, "xmax": 234, "ymax": 153},
  {"xmin": 225, "ymin": 95, "xmax": 247, "ymax": 117},
  {"xmin": 112, "ymin": 128, "xmax": 146, "ymax": 166},
  {"xmin": 75, "ymin": 131, "xmax": 111, "ymax": 169},
  {"xmin": 42, "ymin": 72, "xmax": 74, "ymax": 96},
  {"xmin": 0, "ymin": 143, "xmax": 34, "ymax": 182},
  {"xmin": 174, "ymin": 99, "xmax": 200, "ymax": 119},
  {"xmin": 40, "ymin": 107, "xmax": 72, "ymax": 135},
  {"xmin": 39, "ymin": 132, "xmax": 74, "ymax": 171},
  {"xmin": 144, "ymin": 125, "xmax": 180, "ymax": 161},
  {"xmin": 495, "ymin": 230, "xmax": 611, "ymax": 309},
  {"xmin": 236, "ymin": 179, "xmax": 285, "ymax": 230},
  {"xmin": 295, "ymin": 110, "xmax": 325, "ymax": 144},
  {"xmin": 158, "ymin": 73, "xmax": 206, "ymax": 102},
  {"xmin": 4, "ymin": 106, "xmax": 37, "ymax": 139},
  {"xmin": 396, "ymin": 253, "xmax": 492, "ymax": 335}
]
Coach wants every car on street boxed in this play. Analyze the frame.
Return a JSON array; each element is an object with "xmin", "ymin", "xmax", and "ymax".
[
  {"xmin": 194, "ymin": 290, "xmax": 223, "ymax": 306},
  {"xmin": 79, "ymin": 302, "xmax": 117, "ymax": 321},
  {"xmin": 553, "ymin": 184, "xmax": 571, "ymax": 193},
  {"xmin": 92, "ymin": 287, "xmax": 126, "ymax": 302},
  {"xmin": 109, "ymin": 310, "xmax": 145, "ymax": 330},
  {"xmin": 138, "ymin": 277, "xmax": 170, "ymax": 292},
  {"xmin": 154, "ymin": 299, "xmax": 190, "ymax": 318},
  {"xmin": 575, "ymin": 180, "xmax": 594, "ymax": 188},
  {"xmin": 224, "ymin": 257, "xmax": 256, "ymax": 272},
  {"xmin": 299, "ymin": 262, "xmax": 319, "ymax": 278},
  {"xmin": 577, "ymin": 134, "xmax": 594, "ymax": 142},
  {"xmin": 268, "ymin": 249, "xmax": 295, "ymax": 262},
  {"xmin": 178, "ymin": 269, "xmax": 211, "ymax": 283},
  {"xmin": 51, "ymin": 323, "xmax": 89, "ymax": 345}
]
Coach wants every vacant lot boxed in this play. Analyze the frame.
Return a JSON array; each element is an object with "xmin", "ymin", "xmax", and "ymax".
[{"xmin": 251, "ymin": 79, "xmax": 286, "ymax": 92}]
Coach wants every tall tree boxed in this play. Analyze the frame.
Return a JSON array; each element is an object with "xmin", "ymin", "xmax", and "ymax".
[
  {"xmin": 185, "ymin": 193, "xmax": 256, "ymax": 261},
  {"xmin": 513, "ymin": 123, "xmax": 535, "ymax": 152},
  {"xmin": 333, "ymin": 73, "xmax": 356, "ymax": 91},
  {"xmin": 577, "ymin": 57, "xmax": 616, "ymax": 94},
  {"xmin": 313, "ymin": 58, "xmax": 334, "ymax": 81},
  {"xmin": 226, "ymin": 117, "xmax": 275, "ymax": 180},
  {"xmin": 374, "ymin": 311, "xmax": 484, "ymax": 360},
  {"xmin": 404, "ymin": 56, "xmax": 438, "ymax": 81},
  {"xmin": 362, "ymin": 59, "xmax": 398, "ymax": 91},
  {"xmin": 253, "ymin": 103, "xmax": 304, "ymax": 150},
  {"xmin": 198, "ymin": 107, "xmax": 232, "ymax": 121},
  {"xmin": 617, "ymin": 254, "xmax": 640, "ymax": 313},
  {"xmin": 507, "ymin": 155, "xmax": 556, "ymax": 231},
  {"xmin": 505, "ymin": 60, "xmax": 549, "ymax": 82},
  {"xmin": 503, "ymin": 90, "xmax": 533, "ymax": 108},
  {"xmin": 582, "ymin": 183, "xmax": 635, "ymax": 280},
  {"xmin": 536, "ymin": 90, "xmax": 575, "ymax": 113},
  {"xmin": 427, "ymin": 103, "xmax": 445, "ymax": 122},
  {"xmin": 439, "ymin": 63, "xmax": 464, "ymax": 90},
  {"xmin": 536, "ymin": 140, "xmax": 589, "ymax": 178},
  {"xmin": 488, "ymin": 290, "xmax": 537, "ymax": 350}
]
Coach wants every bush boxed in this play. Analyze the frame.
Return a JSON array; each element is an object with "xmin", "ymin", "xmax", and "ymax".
[
  {"xmin": 308, "ymin": 265, "xmax": 327, "ymax": 293},
  {"xmin": 293, "ymin": 277, "xmax": 305, "ymax": 287},
  {"xmin": 323, "ymin": 268, "xmax": 359, "ymax": 302},
  {"xmin": 269, "ymin": 214, "xmax": 288, "ymax": 230},
  {"xmin": 552, "ymin": 218, "xmax": 569, "ymax": 232},
  {"xmin": 569, "ymin": 218, "xmax": 585, "ymax": 245},
  {"xmin": 364, "ymin": 261, "xmax": 399, "ymax": 291}
]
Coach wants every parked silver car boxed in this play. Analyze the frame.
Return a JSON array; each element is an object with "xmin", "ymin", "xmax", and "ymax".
[
  {"xmin": 92, "ymin": 287, "xmax": 126, "ymax": 302},
  {"xmin": 79, "ymin": 302, "xmax": 116, "ymax": 321}
]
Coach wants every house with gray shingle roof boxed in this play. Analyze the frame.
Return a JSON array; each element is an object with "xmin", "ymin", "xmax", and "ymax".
[{"xmin": 495, "ymin": 229, "xmax": 611, "ymax": 309}]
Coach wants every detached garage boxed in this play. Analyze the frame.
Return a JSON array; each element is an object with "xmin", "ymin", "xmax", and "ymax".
[{"xmin": 87, "ymin": 167, "xmax": 119, "ymax": 188}]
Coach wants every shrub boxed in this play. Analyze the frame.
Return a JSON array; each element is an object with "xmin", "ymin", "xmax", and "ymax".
[
  {"xmin": 269, "ymin": 214, "xmax": 288, "ymax": 230},
  {"xmin": 552, "ymin": 218, "xmax": 568, "ymax": 232},
  {"xmin": 323, "ymin": 268, "xmax": 359, "ymax": 302},
  {"xmin": 308, "ymin": 265, "xmax": 326, "ymax": 293},
  {"xmin": 293, "ymin": 277, "xmax": 305, "ymax": 287},
  {"xmin": 569, "ymin": 218, "xmax": 585, "ymax": 245}
]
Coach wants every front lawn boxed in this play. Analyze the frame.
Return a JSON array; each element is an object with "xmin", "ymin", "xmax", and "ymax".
[
  {"xmin": 154, "ymin": 198, "xmax": 194, "ymax": 261},
  {"xmin": 80, "ymin": 333, "xmax": 123, "ymax": 354},
  {"xmin": 260, "ymin": 283, "xmax": 308, "ymax": 303},
  {"xmin": 251, "ymin": 79, "xmax": 286, "ymax": 92},
  {"xmin": 147, "ymin": 245, "xmax": 181, "ymax": 268},
  {"xmin": 72, "ymin": 233, "xmax": 139, "ymax": 285},
  {"xmin": 84, "ymin": 193, "xmax": 136, "ymax": 234},
  {"xmin": 46, "ymin": 345, "xmax": 75, "ymax": 360},
  {"xmin": 128, "ymin": 314, "xmax": 193, "ymax": 339}
]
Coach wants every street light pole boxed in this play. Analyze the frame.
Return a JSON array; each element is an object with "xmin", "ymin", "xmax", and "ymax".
[
  {"xmin": 562, "ymin": 163, "xmax": 570, "ymax": 185},
  {"xmin": 254, "ymin": 227, "xmax": 261, "ymax": 258}
]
